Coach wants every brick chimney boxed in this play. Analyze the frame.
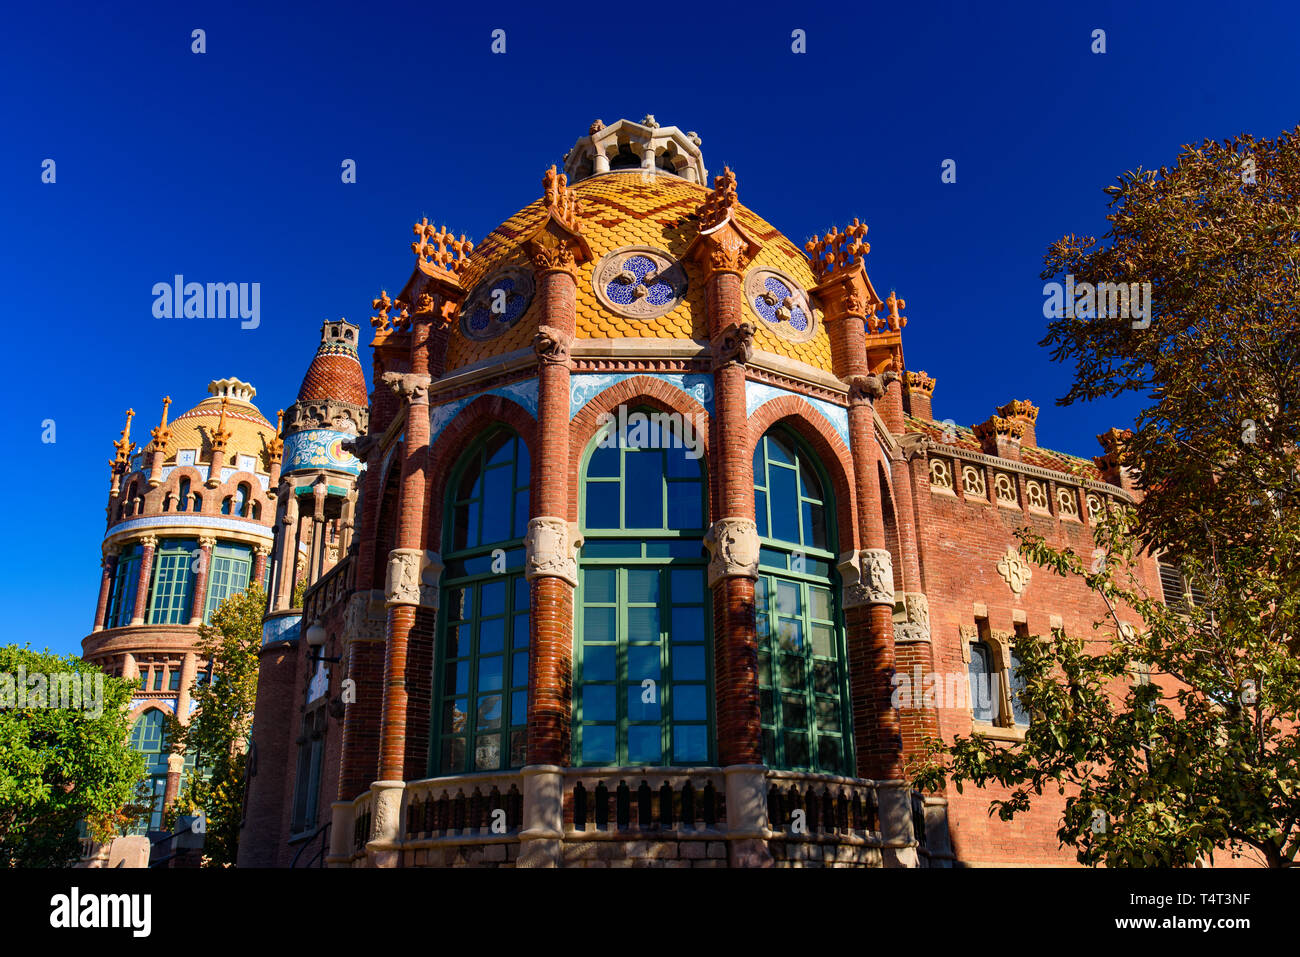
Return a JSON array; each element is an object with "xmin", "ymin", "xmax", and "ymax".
[
  {"xmin": 905, "ymin": 370, "xmax": 935, "ymax": 422},
  {"xmin": 996, "ymin": 399, "xmax": 1039, "ymax": 449},
  {"xmin": 973, "ymin": 415, "xmax": 1025, "ymax": 461}
]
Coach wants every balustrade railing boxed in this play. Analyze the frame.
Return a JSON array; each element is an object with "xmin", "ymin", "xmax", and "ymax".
[
  {"xmin": 565, "ymin": 768, "xmax": 727, "ymax": 833},
  {"xmin": 403, "ymin": 773, "xmax": 524, "ymax": 840}
]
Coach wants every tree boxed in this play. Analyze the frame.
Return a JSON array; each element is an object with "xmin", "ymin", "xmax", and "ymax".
[
  {"xmin": 164, "ymin": 584, "xmax": 265, "ymax": 866},
  {"xmin": 916, "ymin": 127, "xmax": 1300, "ymax": 867},
  {"xmin": 0, "ymin": 646, "xmax": 146, "ymax": 867}
]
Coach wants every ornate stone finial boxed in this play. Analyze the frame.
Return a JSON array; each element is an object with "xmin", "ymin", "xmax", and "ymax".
[
  {"xmin": 906, "ymin": 370, "xmax": 936, "ymax": 395},
  {"xmin": 1094, "ymin": 427, "xmax": 1133, "ymax": 478},
  {"xmin": 641, "ymin": 113, "xmax": 659, "ymax": 129},
  {"xmin": 148, "ymin": 397, "xmax": 173, "ymax": 451},
  {"xmin": 1097, "ymin": 427, "xmax": 1132, "ymax": 455},
  {"xmin": 806, "ymin": 219, "xmax": 870, "ymax": 283},
  {"xmin": 268, "ymin": 409, "xmax": 285, "ymax": 463},
  {"xmin": 211, "ymin": 396, "xmax": 232, "ymax": 452},
  {"xmin": 698, "ymin": 166, "xmax": 739, "ymax": 231},
  {"xmin": 411, "ymin": 218, "xmax": 474, "ymax": 275},
  {"xmin": 686, "ymin": 131, "xmax": 701, "ymax": 146},
  {"xmin": 974, "ymin": 416, "xmax": 1025, "ymax": 440},
  {"xmin": 113, "ymin": 408, "xmax": 136, "ymax": 464},
  {"xmin": 542, "ymin": 165, "xmax": 583, "ymax": 234},
  {"xmin": 589, "ymin": 118, "xmax": 605, "ymax": 135},
  {"xmin": 370, "ymin": 290, "xmax": 410, "ymax": 334},
  {"xmin": 882, "ymin": 291, "xmax": 907, "ymax": 333},
  {"xmin": 997, "ymin": 399, "xmax": 1039, "ymax": 423}
]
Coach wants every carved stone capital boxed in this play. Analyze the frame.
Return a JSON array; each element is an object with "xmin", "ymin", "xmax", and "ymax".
[
  {"xmin": 703, "ymin": 517, "xmax": 760, "ymax": 587},
  {"xmin": 197, "ymin": 535, "xmax": 217, "ymax": 550},
  {"xmin": 253, "ymin": 543, "xmax": 271, "ymax": 557},
  {"xmin": 381, "ymin": 372, "xmax": 432, "ymax": 406},
  {"xmin": 139, "ymin": 535, "xmax": 158, "ymax": 551},
  {"xmin": 385, "ymin": 548, "xmax": 441, "ymax": 609},
  {"xmin": 344, "ymin": 590, "xmax": 388, "ymax": 644},
  {"xmin": 893, "ymin": 592, "xmax": 931, "ymax": 643},
  {"xmin": 839, "ymin": 548, "xmax": 894, "ymax": 608},
  {"xmin": 532, "ymin": 325, "xmax": 571, "ymax": 365},
  {"xmin": 524, "ymin": 517, "xmax": 582, "ymax": 587},
  {"xmin": 711, "ymin": 321, "xmax": 754, "ymax": 369}
]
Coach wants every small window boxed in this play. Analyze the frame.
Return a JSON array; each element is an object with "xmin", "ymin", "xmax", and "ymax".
[
  {"xmin": 152, "ymin": 669, "xmax": 164, "ymax": 691},
  {"xmin": 968, "ymin": 642, "xmax": 996, "ymax": 722},
  {"xmin": 168, "ymin": 668, "xmax": 181, "ymax": 691}
]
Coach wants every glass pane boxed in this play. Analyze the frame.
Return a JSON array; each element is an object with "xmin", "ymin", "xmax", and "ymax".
[
  {"xmin": 665, "ymin": 443, "xmax": 701, "ymax": 479},
  {"xmin": 444, "ymin": 697, "xmax": 468, "ymax": 734},
  {"xmin": 441, "ymin": 737, "xmax": 466, "ymax": 773},
  {"xmin": 584, "ymin": 569, "xmax": 616, "ymax": 604},
  {"xmin": 627, "ymin": 685, "xmax": 660, "ymax": 721},
  {"xmin": 511, "ymin": 651, "xmax": 528, "ymax": 685},
  {"xmin": 585, "ymin": 482, "xmax": 620, "ymax": 529},
  {"xmin": 444, "ymin": 661, "xmax": 469, "ymax": 695},
  {"xmin": 670, "ymin": 568, "xmax": 704, "ymax": 605},
  {"xmin": 627, "ymin": 605, "xmax": 660, "ymax": 639},
  {"xmin": 584, "ymin": 540, "xmax": 643, "ymax": 559},
  {"xmin": 813, "ymin": 661, "xmax": 838, "ymax": 694},
  {"xmin": 969, "ymin": 645, "xmax": 995, "ymax": 722},
  {"xmin": 756, "ymin": 650, "xmax": 772, "ymax": 687},
  {"xmin": 769, "ymin": 468, "xmax": 800, "ymax": 543},
  {"xmin": 480, "ymin": 580, "xmax": 506, "ymax": 617},
  {"xmin": 777, "ymin": 619, "xmax": 803, "ymax": 653},
  {"xmin": 673, "ymin": 725, "xmax": 708, "ymax": 763},
  {"xmin": 671, "ymin": 607, "xmax": 705, "ymax": 642},
  {"xmin": 627, "ymin": 568, "xmax": 658, "ymax": 603},
  {"xmin": 583, "ymin": 607, "xmax": 616, "ymax": 644},
  {"xmin": 583, "ymin": 646, "xmax": 616, "ymax": 682},
  {"xmin": 627, "ymin": 645, "xmax": 661, "ymax": 681},
  {"xmin": 587, "ymin": 443, "xmax": 619, "ymax": 478},
  {"xmin": 672, "ymin": 684, "xmax": 707, "ymax": 721},
  {"xmin": 817, "ymin": 737, "xmax": 843, "ymax": 773},
  {"xmin": 754, "ymin": 489, "xmax": 769, "ymax": 538},
  {"xmin": 776, "ymin": 581, "xmax": 800, "ymax": 616},
  {"xmin": 511, "ymin": 690, "xmax": 527, "ymax": 722},
  {"xmin": 512, "ymin": 614, "xmax": 529, "ymax": 649},
  {"xmin": 673, "ymin": 644, "xmax": 705, "ymax": 681},
  {"xmin": 582, "ymin": 684, "xmax": 616, "ymax": 721},
  {"xmin": 444, "ymin": 623, "xmax": 468, "ymax": 659},
  {"xmin": 810, "ymin": 623, "xmax": 834, "ymax": 658},
  {"xmin": 478, "ymin": 655, "xmax": 503, "ymax": 691},
  {"xmin": 486, "ymin": 433, "xmax": 513, "ymax": 466},
  {"xmin": 766, "ymin": 434, "xmax": 795, "ymax": 465},
  {"xmin": 815, "ymin": 697, "xmax": 840, "ymax": 731},
  {"xmin": 479, "ymin": 617, "xmax": 505, "ymax": 654},
  {"xmin": 760, "ymin": 689, "xmax": 774, "ymax": 724},
  {"xmin": 809, "ymin": 587, "xmax": 832, "ymax": 622},
  {"xmin": 626, "ymin": 452, "xmax": 664, "ymax": 528},
  {"xmin": 762, "ymin": 729, "xmax": 776, "ymax": 765},
  {"xmin": 666, "ymin": 480, "xmax": 702, "ymax": 529},
  {"xmin": 481, "ymin": 466, "xmax": 512, "ymax": 542},
  {"xmin": 627, "ymin": 726, "xmax": 661, "ymax": 764},
  {"xmin": 512, "ymin": 490, "xmax": 530, "ymax": 540},
  {"xmin": 753, "ymin": 440, "xmax": 765, "ymax": 481},
  {"xmin": 799, "ymin": 459, "xmax": 823, "ymax": 500},
  {"xmin": 784, "ymin": 732, "xmax": 809, "ymax": 767},
  {"xmin": 476, "ymin": 694, "xmax": 503, "ymax": 730},
  {"xmin": 781, "ymin": 694, "xmax": 807, "ymax": 729},
  {"xmin": 582, "ymin": 726, "xmax": 616, "ymax": 764},
  {"xmin": 509, "ymin": 730, "xmax": 527, "ymax": 767},
  {"xmin": 779, "ymin": 654, "xmax": 803, "ymax": 688},
  {"xmin": 804, "ymin": 502, "xmax": 827, "ymax": 550},
  {"xmin": 474, "ymin": 734, "xmax": 501, "ymax": 771}
]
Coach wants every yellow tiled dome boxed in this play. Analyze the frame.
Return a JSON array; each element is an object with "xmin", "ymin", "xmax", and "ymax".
[
  {"xmin": 446, "ymin": 172, "xmax": 832, "ymax": 374},
  {"xmin": 162, "ymin": 379, "xmax": 277, "ymax": 472}
]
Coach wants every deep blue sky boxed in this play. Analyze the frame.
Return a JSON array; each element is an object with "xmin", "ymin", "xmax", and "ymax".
[{"xmin": 4, "ymin": 1, "xmax": 1297, "ymax": 655}]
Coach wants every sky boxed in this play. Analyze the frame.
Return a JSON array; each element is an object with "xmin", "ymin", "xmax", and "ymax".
[{"xmin": 3, "ymin": 0, "xmax": 1298, "ymax": 656}]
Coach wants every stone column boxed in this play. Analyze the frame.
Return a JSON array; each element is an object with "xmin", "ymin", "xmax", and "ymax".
[
  {"xmin": 517, "ymin": 764, "xmax": 565, "ymax": 868},
  {"xmin": 252, "ymin": 544, "xmax": 269, "ymax": 589},
  {"xmin": 188, "ymin": 536, "xmax": 216, "ymax": 626},
  {"xmin": 93, "ymin": 545, "xmax": 120, "ymax": 632},
  {"xmin": 129, "ymin": 536, "xmax": 158, "ymax": 626}
]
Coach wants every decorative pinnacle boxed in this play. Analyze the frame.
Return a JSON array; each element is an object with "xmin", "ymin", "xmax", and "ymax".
[
  {"xmin": 370, "ymin": 289, "xmax": 410, "ymax": 333},
  {"xmin": 268, "ymin": 409, "xmax": 285, "ymax": 462},
  {"xmin": 997, "ymin": 399, "xmax": 1039, "ymax": 423},
  {"xmin": 641, "ymin": 114, "xmax": 659, "ymax": 129},
  {"xmin": 589, "ymin": 118, "xmax": 605, "ymax": 135},
  {"xmin": 113, "ymin": 408, "xmax": 136, "ymax": 463},
  {"xmin": 411, "ymin": 218, "xmax": 473, "ymax": 274},
  {"xmin": 149, "ymin": 397, "xmax": 172, "ymax": 451},
  {"xmin": 906, "ymin": 370, "xmax": 936, "ymax": 396},
  {"xmin": 806, "ymin": 219, "xmax": 870, "ymax": 283},
  {"xmin": 698, "ymin": 166, "xmax": 739, "ymax": 230},
  {"xmin": 884, "ymin": 291, "xmax": 907, "ymax": 331},
  {"xmin": 211, "ymin": 396, "xmax": 232, "ymax": 451},
  {"xmin": 542, "ymin": 165, "xmax": 583, "ymax": 233}
]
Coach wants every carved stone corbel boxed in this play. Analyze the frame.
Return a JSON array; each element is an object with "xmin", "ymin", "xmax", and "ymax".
[
  {"xmin": 524, "ymin": 517, "xmax": 582, "ymax": 587},
  {"xmin": 381, "ymin": 372, "xmax": 432, "ymax": 406},
  {"xmin": 341, "ymin": 433, "xmax": 380, "ymax": 460},
  {"xmin": 839, "ymin": 548, "xmax": 894, "ymax": 608},
  {"xmin": 710, "ymin": 321, "xmax": 755, "ymax": 369},
  {"xmin": 385, "ymin": 548, "xmax": 440, "ymax": 609},
  {"xmin": 896, "ymin": 432, "xmax": 932, "ymax": 461},
  {"xmin": 893, "ymin": 592, "xmax": 931, "ymax": 643},
  {"xmin": 703, "ymin": 517, "xmax": 759, "ymax": 587},
  {"xmin": 532, "ymin": 325, "xmax": 572, "ymax": 365}
]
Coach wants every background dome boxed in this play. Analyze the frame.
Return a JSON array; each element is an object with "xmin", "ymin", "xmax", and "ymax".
[
  {"xmin": 162, "ymin": 378, "xmax": 276, "ymax": 471},
  {"xmin": 445, "ymin": 171, "xmax": 832, "ymax": 374}
]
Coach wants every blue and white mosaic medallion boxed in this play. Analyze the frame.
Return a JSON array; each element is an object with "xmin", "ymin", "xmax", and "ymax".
[
  {"xmin": 460, "ymin": 267, "xmax": 535, "ymax": 341},
  {"xmin": 593, "ymin": 246, "xmax": 688, "ymax": 319},
  {"xmin": 744, "ymin": 267, "xmax": 817, "ymax": 343}
]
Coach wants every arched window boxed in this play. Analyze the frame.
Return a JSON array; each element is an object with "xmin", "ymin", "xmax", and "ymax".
[
  {"xmin": 178, "ymin": 478, "xmax": 191, "ymax": 512},
  {"xmin": 432, "ymin": 428, "xmax": 531, "ymax": 775},
  {"xmin": 220, "ymin": 496, "xmax": 233, "ymax": 515},
  {"xmin": 753, "ymin": 428, "xmax": 851, "ymax": 774},
  {"xmin": 575, "ymin": 407, "xmax": 711, "ymax": 767},
  {"xmin": 235, "ymin": 483, "xmax": 250, "ymax": 517},
  {"xmin": 147, "ymin": 539, "xmax": 197, "ymax": 625},
  {"xmin": 105, "ymin": 543, "xmax": 142, "ymax": 628},
  {"xmin": 128, "ymin": 709, "xmax": 169, "ymax": 834},
  {"xmin": 205, "ymin": 543, "xmax": 253, "ymax": 623}
]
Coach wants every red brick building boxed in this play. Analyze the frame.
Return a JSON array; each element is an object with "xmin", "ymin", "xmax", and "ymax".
[{"xmin": 238, "ymin": 117, "xmax": 1165, "ymax": 868}]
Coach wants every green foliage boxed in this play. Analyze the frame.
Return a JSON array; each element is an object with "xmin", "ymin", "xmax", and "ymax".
[
  {"xmin": 164, "ymin": 584, "xmax": 265, "ymax": 866},
  {"xmin": 292, "ymin": 576, "xmax": 307, "ymax": 609},
  {"xmin": 917, "ymin": 127, "xmax": 1300, "ymax": 868},
  {"xmin": 0, "ymin": 647, "xmax": 146, "ymax": 867}
]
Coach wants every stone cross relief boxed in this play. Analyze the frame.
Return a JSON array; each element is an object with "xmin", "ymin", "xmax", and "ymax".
[{"xmin": 996, "ymin": 546, "xmax": 1032, "ymax": 596}]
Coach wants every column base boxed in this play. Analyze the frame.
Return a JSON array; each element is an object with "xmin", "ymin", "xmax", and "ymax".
[
  {"xmin": 876, "ymin": 781, "xmax": 919, "ymax": 869},
  {"xmin": 517, "ymin": 765, "xmax": 565, "ymax": 868}
]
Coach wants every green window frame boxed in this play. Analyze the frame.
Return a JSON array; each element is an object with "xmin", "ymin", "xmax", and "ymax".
[
  {"xmin": 106, "ymin": 544, "xmax": 141, "ymax": 629},
  {"xmin": 430, "ymin": 428, "xmax": 531, "ymax": 776},
  {"xmin": 753, "ymin": 428, "xmax": 853, "ymax": 775},
  {"xmin": 575, "ymin": 408, "xmax": 712, "ymax": 767},
  {"xmin": 147, "ymin": 539, "xmax": 196, "ymax": 625},
  {"xmin": 204, "ymin": 543, "xmax": 252, "ymax": 623},
  {"xmin": 128, "ymin": 709, "xmax": 169, "ymax": 834}
]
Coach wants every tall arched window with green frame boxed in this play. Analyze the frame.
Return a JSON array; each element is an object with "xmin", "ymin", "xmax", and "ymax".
[
  {"xmin": 575, "ymin": 407, "xmax": 711, "ymax": 767},
  {"xmin": 128, "ymin": 708, "xmax": 170, "ymax": 834},
  {"xmin": 753, "ymin": 427, "xmax": 852, "ymax": 775},
  {"xmin": 431, "ymin": 426, "xmax": 531, "ymax": 776}
]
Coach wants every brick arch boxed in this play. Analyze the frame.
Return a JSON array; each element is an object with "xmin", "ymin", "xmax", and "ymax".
[
  {"xmin": 746, "ymin": 395, "xmax": 858, "ymax": 554},
  {"xmin": 210, "ymin": 471, "xmax": 273, "ymax": 522},
  {"xmin": 569, "ymin": 375, "xmax": 713, "ymax": 524},
  {"xmin": 425, "ymin": 394, "xmax": 540, "ymax": 553},
  {"xmin": 146, "ymin": 466, "xmax": 206, "ymax": 515},
  {"xmin": 127, "ymin": 701, "xmax": 174, "ymax": 725}
]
